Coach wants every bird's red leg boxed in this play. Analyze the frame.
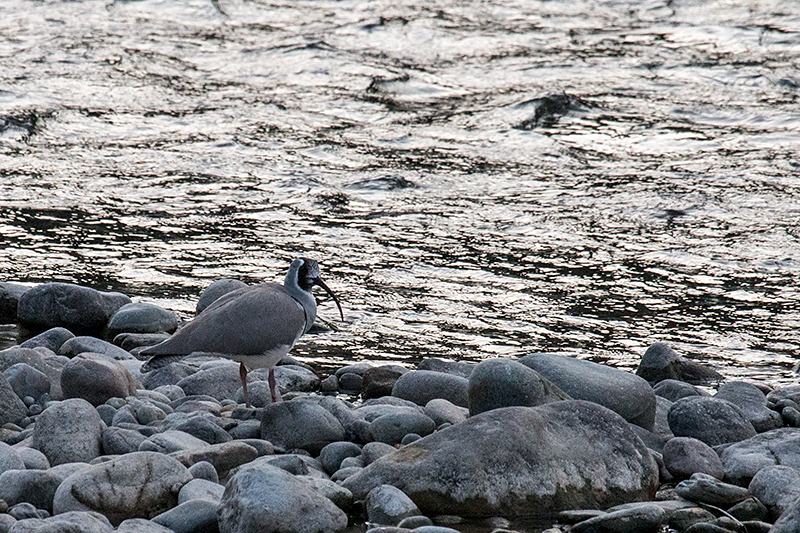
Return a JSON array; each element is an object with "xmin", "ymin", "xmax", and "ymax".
[
  {"xmin": 239, "ymin": 362, "xmax": 250, "ymax": 408},
  {"xmin": 268, "ymin": 368, "xmax": 278, "ymax": 403}
]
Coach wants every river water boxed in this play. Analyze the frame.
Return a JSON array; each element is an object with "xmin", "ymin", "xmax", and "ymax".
[{"xmin": 1, "ymin": 0, "xmax": 799, "ymax": 385}]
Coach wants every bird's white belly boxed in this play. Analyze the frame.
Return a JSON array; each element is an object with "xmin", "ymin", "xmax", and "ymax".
[{"xmin": 228, "ymin": 345, "xmax": 292, "ymax": 370}]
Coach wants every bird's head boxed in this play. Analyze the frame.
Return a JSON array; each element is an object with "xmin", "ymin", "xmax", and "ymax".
[{"xmin": 293, "ymin": 257, "xmax": 344, "ymax": 320}]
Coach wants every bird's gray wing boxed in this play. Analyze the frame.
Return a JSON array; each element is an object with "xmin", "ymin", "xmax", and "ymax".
[{"xmin": 140, "ymin": 283, "xmax": 306, "ymax": 358}]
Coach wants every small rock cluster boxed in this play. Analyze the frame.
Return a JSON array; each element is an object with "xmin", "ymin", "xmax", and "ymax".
[{"xmin": 1, "ymin": 280, "xmax": 800, "ymax": 533}]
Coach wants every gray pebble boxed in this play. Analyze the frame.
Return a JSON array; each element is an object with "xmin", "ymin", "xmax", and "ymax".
[
  {"xmin": 188, "ymin": 460, "xmax": 219, "ymax": 484},
  {"xmin": 366, "ymin": 484, "xmax": 422, "ymax": 526}
]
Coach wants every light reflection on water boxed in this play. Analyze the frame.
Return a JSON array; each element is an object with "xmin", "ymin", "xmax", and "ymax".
[{"xmin": 0, "ymin": 0, "xmax": 799, "ymax": 387}]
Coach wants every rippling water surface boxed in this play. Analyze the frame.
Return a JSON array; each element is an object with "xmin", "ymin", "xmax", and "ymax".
[{"xmin": 1, "ymin": 0, "xmax": 799, "ymax": 384}]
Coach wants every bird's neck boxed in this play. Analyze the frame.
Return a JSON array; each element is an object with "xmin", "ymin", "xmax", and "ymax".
[{"xmin": 284, "ymin": 269, "xmax": 317, "ymax": 333}]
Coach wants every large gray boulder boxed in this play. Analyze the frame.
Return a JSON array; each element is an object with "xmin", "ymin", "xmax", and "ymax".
[
  {"xmin": 0, "ymin": 372, "xmax": 28, "ymax": 425},
  {"xmin": 177, "ymin": 363, "xmax": 243, "ymax": 401},
  {"xmin": 467, "ymin": 358, "xmax": 569, "ymax": 416},
  {"xmin": 342, "ymin": 401, "xmax": 659, "ymax": 516},
  {"xmin": 748, "ymin": 465, "xmax": 800, "ymax": 520},
  {"xmin": 392, "ymin": 370, "xmax": 469, "ymax": 407},
  {"xmin": 260, "ymin": 399, "xmax": 345, "ymax": 455},
  {"xmin": 720, "ymin": 428, "xmax": 800, "ymax": 485},
  {"xmin": 107, "ymin": 302, "xmax": 179, "ymax": 336},
  {"xmin": 61, "ymin": 353, "xmax": 139, "ymax": 406},
  {"xmin": 6, "ymin": 511, "xmax": 114, "ymax": 533},
  {"xmin": 217, "ymin": 463, "xmax": 347, "ymax": 533},
  {"xmin": 636, "ymin": 342, "xmax": 723, "ymax": 384},
  {"xmin": 519, "ymin": 353, "xmax": 656, "ymax": 431},
  {"xmin": 19, "ymin": 327, "xmax": 75, "ymax": 352},
  {"xmin": 59, "ymin": 336, "xmax": 134, "ymax": 360},
  {"xmin": 17, "ymin": 282, "xmax": 131, "ymax": 335},
  {"xmin": 667, "ymin": 397, "xmax": 756, "ymax": 446},
  {"xmin": 0, "ymin": 469, "xmax": 62, "ymax": 512},
  {"xmin": 715, "ymin": 381, "xmax": 782, "ymax": 433},
  {"xmin": 32, "ymin": 398, "xmax": 105, "ymax": 466},
  {"xmin": 52, "ymin": 451, "xmax": 192, "ymax": 525},
  {"xmin": 0, "ymin": 281, "xmax": 29, "ymax": 323},
  {"xmin": 3, "ymin": 362, "xmax": 51, "ymax": 401}
]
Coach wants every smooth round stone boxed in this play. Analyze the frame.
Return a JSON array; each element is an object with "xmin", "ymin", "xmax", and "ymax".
[
  {"xmin": 668, "ymin": 507, "xmax": 716, "ymax": 531},
  {"xmin": 143, "ymin": 363, "xmax": 198, "ymax": 390},
  {"xmin": 59, "ymin": 336, "xmax": 134, "ymax": 360},
  {"xmin": 61, "ymin": 353, "xmax": 138, "ymax": 406},
  {"xmin": 662, "ymin": 437, "xmax": 724, "ymax": 480},
  {"xmin": 668, "ymin": 397, "xmax": 757, "ymax": 446},
  {"xmin": 320, "ymin": 441, "xmax": 363, "ymax": 476},
  {"xmin": 139, "ymin": 430, "xmax": 210, "ymax": 454},
  {"xmin": 401, "ymin": 433, "xmax": 421, "ymax": 445},
  {"xmin": 303, "ymin": 477, "xmax": 354, "ymax": 511},
  {"xmin": 467, "ymin": 358, "xmax": 568, "ymax": 416},
  {"xmin": 715, "ymin": 381, "xmax": 782, "ymax": 433},
  {"xmin": 361, "ymin": 442, "xmax": 396, "ymax": 466},
  {"xmin": 369, "ymin": 411, "xmax": 435, "ymax": 445},
  {"xmin": 338, "ymin": 372, "xmax": 363, "ymax": 393},
  {"xmin": 17, "ymin": 282, "xmax": 130, "ymax": 336},
  {"xmin": 392, "ymin": 370, "xmax": 469, "ymax": 408},
  {"xmin": 8, "ymin": 502, "xmax": 40, "ymax": 519},
  {"xmin": 177, "ymin": 364, "xmax": 243, "ymax": 402},
  {"xmin": 356, "ymin": 404, "xmax": 423, "ymax": 423},
  {"xmin": 17, "ymin": 446, "xmax": 50, "ymax": 470},
  {"xmin": 366, "ymin": 484, "xmax": 422, "ymax": 526},
  {"xmin": 397, "ymin": 516, "xmax": 434, "ymax": 529},
  {"xmin": 32, "ymin": 398, "xmax": 105, "ymax": 466},
  {"xmin": 747, "ymin": 465, "xmax": 800, "ymax": 520},
  {"xmin": 772, "ymin": 496, "xmax": 800, "ymax": 533},
  {"xmin": 0, "ymin": 281, "xmax": 29, "ymax": 322},
  {"xmin": 0, "ymin": 469, "xmax": 62, "ymax": 513},
  {"xmin": 112, "ymin": 404, "xmax": 139, "ymax": 426},
  {"xmin": 0, "ymin": 514, "xmax": 15, "ymax": 531},
  {"xmin": 0, "ymin": 372, "xmax": 28, "ymax": 426},
  {"xmin": 0, "ymin": 442, "xmax": 25, "ymax": 475},
  {"xmin": 188, "ymin": 460, "xmax": 219, "ymax": 484},
  {"xmin": 417, "ymin": 358, "xmax": 475, "ymax": 378},
  {"xmin": 571, "ymin": 504, "xmax": 666, "ymax": 533},
  {"xmin": 233, "ymin": 380, "xmax": 276, "ymax": 408},
  {"xmin": 107, "ymin": 302, "xmax": 178, "ymax": 336},
  {"xmin": 117, "ymin": 518, "xmax": 175, "ymax": 533},
  {"xmin": 136, "ymin": 402, "xmax": 167, "ymax": 425},
  {"xmin": 52, "ymin": 451, "xmax": 192, "ymax": 524},
  {"xmin": 320, "ymin": 375, "xmax": 338, "ymax": 393},
  {"xmin": 3, "ymin": 363, "xmax": 51, "ymax": 401},
  {"xmin": 172, "ymin": 441, "xmax": 259, "ymax": 480},
  {"xmin": 217, "ymin": 464, "xmax": 347, "ymax": 533},
  {"xmin": 727, "ymin": 497, "xmax": 769, "ymax": 522},
  {"xmin": 195, "ymin": 279, "xmax": 248, "ymax": 314},
  {"xmin": 102, "ymin": 426, "xmax": 148, "ymax": 455},
  {"xmin": 178, "ymin": 478, "xmax": 225, "ymax": 504},
  {"xmin": 362, "ymin": 366, "xmax": 409, "ymax": 400},
  {"xmin": 229, "ymin": 419, "xmax": 261, "ymax": 439},
  {"xmin": 113, "ymin": 332, "xmax": 172, "ymax": 352},
  {"xmin": 172, "ymin": 415, "xmax": 232, "ymax": 444},
  {"xmin": 331, "ymin": 466, "xmax": 363, "ymax": 482},
  {"xmin": 653, "ymin": 379, "xmax": 706, "ymax": 402},
  {"xmin": 96, "ymin": 403, "xmax": 117, "ymax": 426},
  {"xmin": 238, "ymin": 439, "xmax": 274, "ymax": 457},
  {"xmin": 674, "ymin": 473, "xmax": 750, "ymax": 507},
  {"xmin": 261, "ymin": 400, "xmax": 346, "ymax": 455},
  {"xmin": 340, "ymin": 456, "xmax": 364, "ymax": 469},
  {"xmin": 153, "ymin": 384, "xmax": 186, "ymax": 401},
  {"xmin": 152, "ymin": 498, "xmax": 219, "ymax": 533},
  {"xmin": 783, "ymin": 406, "xmax": 800, "ymax": 427},
  {"xmin": 248, "ymin": 365, "xmax": 321, "ymax": 395},
  {"xmin": 424, "ymin": 399, "xmax": 467, "ymax": 427},
  {"xmin": 19, "ymin": 327, "xmax": 75, "ymax": 353}
]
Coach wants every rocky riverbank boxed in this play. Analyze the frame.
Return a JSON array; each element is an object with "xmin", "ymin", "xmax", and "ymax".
[{"xmin": 0, "ymin": 280, "xmax": 799, "ymax": 533}]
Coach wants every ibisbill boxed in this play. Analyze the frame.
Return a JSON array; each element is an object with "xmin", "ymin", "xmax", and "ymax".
[{"xmin": 140, "ymin": 257, "xmax": 343, "ymax": 407}]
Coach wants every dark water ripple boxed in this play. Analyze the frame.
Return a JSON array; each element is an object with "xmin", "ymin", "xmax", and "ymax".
[{"xmin": 1, "ymin": 0, "xmax": 799, "ymax": 383}]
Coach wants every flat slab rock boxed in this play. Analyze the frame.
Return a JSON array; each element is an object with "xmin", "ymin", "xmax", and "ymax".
[{"xmin": 343, "ymin": 401, "xmax": 659, "ymax": 517}]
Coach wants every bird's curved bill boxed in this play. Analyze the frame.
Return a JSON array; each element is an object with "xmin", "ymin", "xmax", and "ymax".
[{"xmin": 314, "ymin": 278, "xmax": 344, "ymax": 320}]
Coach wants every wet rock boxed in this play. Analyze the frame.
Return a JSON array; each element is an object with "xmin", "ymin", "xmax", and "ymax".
[
  {"xmin": 417, "ymin": 358, "xmax": 475, "ymax": 378},
  {"xmin": 366, "ymin": 485, "xmax": 422, "ymax": 526},
  {"xmin": 261, "ymin": 399, "xmax": 346, "ymax": 455},
  {"xmin": 60, "ymin": 353, "xmax": 138, "ymax": 406},
  {"xmin": 172, "ymin": 441, "xmax": 259, "ymax": 479},
  {"xmin": 338, "ymin": 372, "xmax": 363, "ymax": 393},
  {"xmin": 195, "ymin": 279, "xmax": 248, "ymax": 314},
  {"xmin": 3, "ymin": 363, "xmax": 50, "ymax": 401},
  {"xmin": 0, "ymin": 372, "xmax": 28, "ymax": 425},
  {"xmin": 52, "ymin": 451, "xmax": 192, "ymax": 525},
  {"xmin": 363, "ymin": 366, "xmax": 409, "ymax": 399},
  {"xmin": 107, "ymin": 302, "xmax": 178, "ymax": 337},
  {"xmin": 668, "ymin": 397, "xmax": 756, "ymax": 446},
  {"xmin": 519, "ymin": 352, "xmax": 656, "ymax": 431},
  {"xmin": 178, "ymin": 478, "xmax": 225, "ymax": 504},
  {"xmin": 0, "ymin": 442, "xmax": 25, "ymax": 475},
  {"xmin": 467, "ymin": 358, "xmax": 568, "ymax": 416},
  {"xmin": 674, "ymin": 473, "xmax": 750, "ymax": 507},
  {"xmin": 18, "ymin": 327, "xmax": 75, "ymax": 352},
  {"xmin": 715, "ymin": 381, "xmax": 782, "ymax": 433},
  {"xmin": 343, "ymin": 402, "xmax": 659, "ymax": 516},
  {"xmin": 59, "ymin": 336, "xmax": 134, "ymax": 360},
  {"xmin": 747, "ymin": 465, "xmax": 800, "ymax": 520},
  {"xmin": 423, "ymin": 399, "xmax": 468, "ymax": 427},
  {"xmin": 7, "ymin": 510, "xmax": 115, "ymax": 533},
  {"xmin": 320, "ymin": 441, "xmax": 363, "ymax": 476},
  {"xmin": 17, "ymin": 282, "xmax": 131, "ymax": 335},
  {"xmin": 0, "ymin": 469, "xmax": 62, "ymax": 512},
  {"xmin": 662, "ymin": 437, "xmax": 724, "ymax": 480},
  {"xmin": 369, "ymin": 411, "xmax": 435, "ymax": 445},
  {"xmin": 102, "ymin": 426, "xmax": 147, "ymax": 455},
  {"xmin": 391, "ymin": 370, "xmax": 469, "ymax": 408},
  {"xmin": 571, "ymin": 504, "xmax": 666, "ymax": 533},
  {"xmin": 152, "ymin": 498, "xmax": 219, "ymax": 533},
  {"xmin": 636, "ymin": 342, "xmax": 723, "ymax": 385},
  {"xmin": 177, "ymin": 363, "xmax": 242, "ymax": 402},
  {"xmin": 653, "ymin": 379, "xmax": 706, "ymax": 402},
  {"xmin": 0, "ymin": 281, "xmax": 28, "ymax": 322},
  {"xmin": 32, "ymin": 398, "xmax": 105, "ymax": 466},
  {"xmin": 217, "ymin": 464, "xmax": 347, "ymax": 533}
]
